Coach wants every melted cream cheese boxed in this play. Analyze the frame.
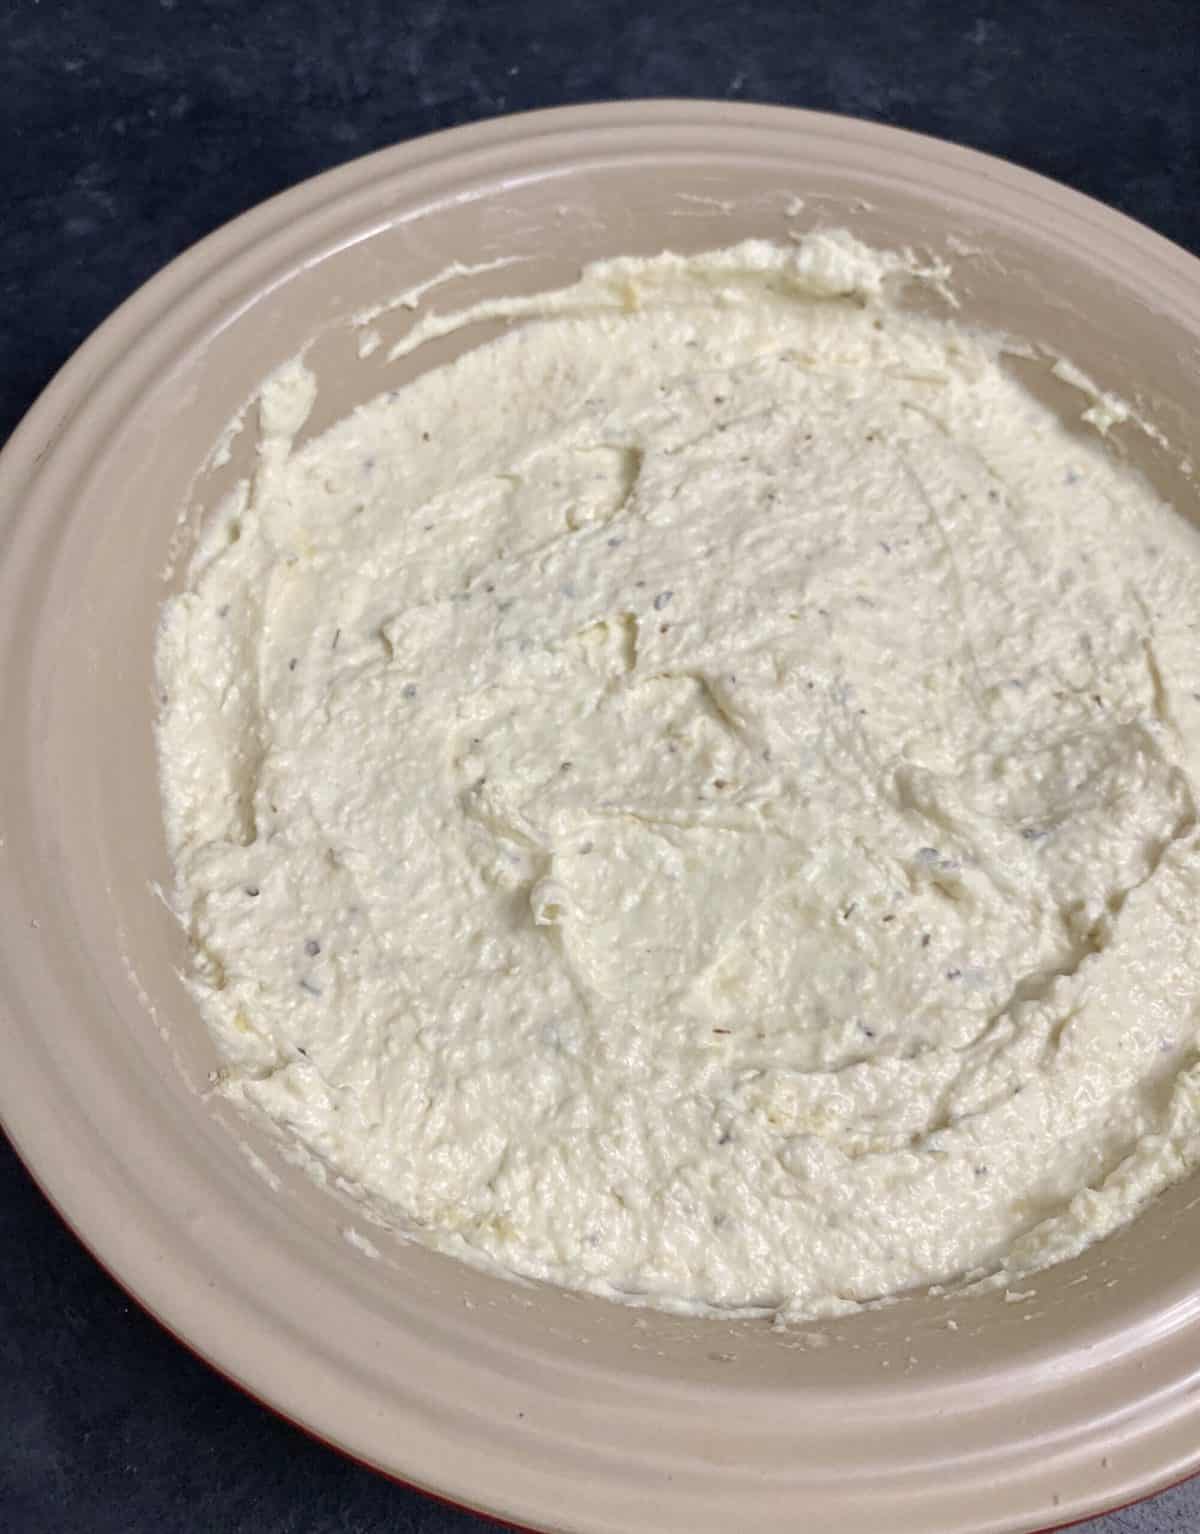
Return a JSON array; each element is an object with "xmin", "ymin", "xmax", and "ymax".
[{"xmin": 157, "ymin": 234, "xmax": 1200, "ymax": 1319}]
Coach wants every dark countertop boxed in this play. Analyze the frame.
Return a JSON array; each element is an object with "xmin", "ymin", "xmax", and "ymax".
[{"xmin": 3, "ymin": 2, "xmax": 1199, "ymax": 1530}]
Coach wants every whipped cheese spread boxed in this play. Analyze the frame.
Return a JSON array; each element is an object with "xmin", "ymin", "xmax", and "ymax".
[{"xmin": 157, "ymin": 234, "xmax": 1200, "ymax": 1318}]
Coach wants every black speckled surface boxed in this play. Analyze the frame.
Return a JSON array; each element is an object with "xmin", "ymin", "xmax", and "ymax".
[{"xmin": 3, "ymin": 2, "xmax": 1200, "ymax": 1530}]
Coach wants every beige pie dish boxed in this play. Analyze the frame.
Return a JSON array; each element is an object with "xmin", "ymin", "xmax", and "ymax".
[{"xmin": 3, "ymin": 102, "xmax": 1200, "ymax": 1534}]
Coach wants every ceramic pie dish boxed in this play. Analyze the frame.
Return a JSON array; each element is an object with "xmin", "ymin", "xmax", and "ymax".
[{"xmin": 2, "ymin": 101, "xmax": 1200, "ymax": 1534}]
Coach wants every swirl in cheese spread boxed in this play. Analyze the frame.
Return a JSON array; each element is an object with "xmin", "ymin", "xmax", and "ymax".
[{"xmin": 158, "ymin": 235, "xmax": 1200, "ymax": 1318}]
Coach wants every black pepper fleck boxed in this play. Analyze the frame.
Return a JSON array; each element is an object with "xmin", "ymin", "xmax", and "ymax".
[
  {"xmin": 305, "ymin": 939, "xmax": 321, "ymax": 957},
  {"xmin": 403, "ymin": 683, "xmax": 418, "ymax": 700},
  {"xmin": 244, "ymin": 886, "xmax": 259, "ymax": 898},
  {"xmin": 288, "ymin": 657, "xmax": 298, "ymax": 671}
]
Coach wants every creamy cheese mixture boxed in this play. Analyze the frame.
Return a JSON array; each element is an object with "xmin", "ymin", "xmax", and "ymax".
[{"xmin": 157, "ymin": 234, "xmax": 1200, "ymax": 1319}]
